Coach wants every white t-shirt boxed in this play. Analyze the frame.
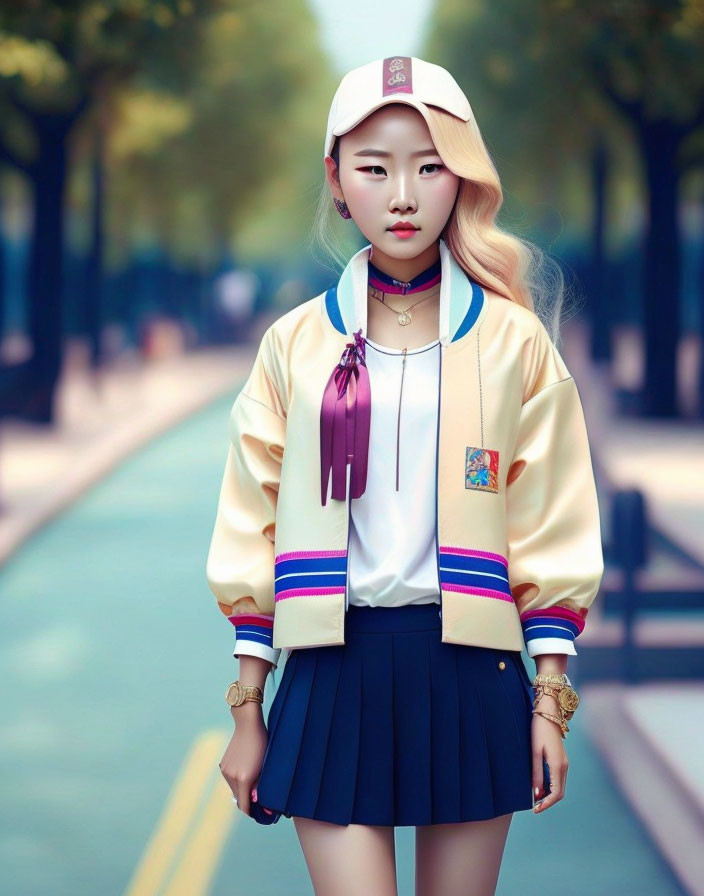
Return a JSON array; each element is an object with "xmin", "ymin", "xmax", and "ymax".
[{"xmin": 347, "ymin": 335, "xmax": 442, "ymax": 607}]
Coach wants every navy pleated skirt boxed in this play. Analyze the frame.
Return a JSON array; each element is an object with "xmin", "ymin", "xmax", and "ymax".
[{"xmin": 255, "ymin": 602, "xmax": 543, "ymax": 827}]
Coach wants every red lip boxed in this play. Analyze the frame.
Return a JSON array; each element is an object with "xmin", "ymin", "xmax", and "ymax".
[{"xmin": 388, "ymin": 222, "xmax": 418, "ymax": 231}]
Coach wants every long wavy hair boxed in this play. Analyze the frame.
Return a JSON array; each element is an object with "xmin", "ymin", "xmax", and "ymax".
[{"xmin": 308, "ymin": 101, "xmax": 574, "ymax": 347}]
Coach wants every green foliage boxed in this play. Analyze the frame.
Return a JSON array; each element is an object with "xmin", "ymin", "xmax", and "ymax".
[
  {"xmin": 0, "ymin": 0, "xmax": 336, "ymax": 265},
  {"xmin": 425, "ymin": 0, "xmax": 704, "ymax": 246},
  {"xmin": 0, "ymin": 0, "xmax": 216, "ymax": 104}
]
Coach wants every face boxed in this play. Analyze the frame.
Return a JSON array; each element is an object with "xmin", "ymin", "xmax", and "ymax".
[{"xmin": 324, "ymin": 104, "xmax": 460, "ymax": 270}]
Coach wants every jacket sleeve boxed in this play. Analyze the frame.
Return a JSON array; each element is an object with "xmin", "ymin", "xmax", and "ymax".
[
  {"xmin": 205, "ymin": 326, "xmax": 286, "ymax": 668},
  {"xmin": 506, "ymin": 323, "xmax": 604, "ymax": 658}
]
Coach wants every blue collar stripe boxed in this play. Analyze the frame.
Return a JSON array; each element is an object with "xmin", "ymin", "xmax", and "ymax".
[
  {"xmin": 325, "ymin": 286, "xmax": 346, "ymax": 335},
  {"xmin": 451, "ymin": 278, "xmax": 484, "ymax": 343}
]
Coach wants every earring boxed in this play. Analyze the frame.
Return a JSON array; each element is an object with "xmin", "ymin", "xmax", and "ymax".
[{"xmin": 333, "ymin": 197, "xmax": 351, "ymax": 219}]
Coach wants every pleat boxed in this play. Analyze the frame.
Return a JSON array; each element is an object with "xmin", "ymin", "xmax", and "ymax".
[
  {"xmin": 475, "ymin": 651, "xmax": 533, "ymax": 815},
  {"xmin": 255, "ymin": 648, "xmax": 317, "ymax": 814},
  {"xmin": 456, "ymin": 646, "xmax": 495, "ymax": 819},
  {"xmin": 286, "ymin": 644, "xmax": 344, "ymax": 818},
  {"xmin": 510, "ymin": 652, "xmax": 552, "ymax": 794},
  {"xmin": 495, "ymin": 659, "xmax": 525, "ymax": 750},
  {"xmin": 256, "ymin": 649, "xmax": 299, "ymax": 800},
  {"xmin": 264, "ymin": 650, "xmax": 299, "ymax": 746},
  {"xmin": 313, "ymin": 641, "xmax": 363, "ymax": 825},
  {"xmin": 511, "ymin": 651, "xmax": 536, "ymax": 719},
  {"xmin": 389, "ymin": 632, "xmax": 397, "ymax": 819},
  {"xmin": 421, "ymin": 632, "xmax": 435, "ymax": 823},
  {"xmin": 428, "ymin": 635, "xmax": 462, "ymax": 823},
  {"xmin": 258, "ymin": 608, "xmax": 538, "ymax": 826},
  {"xmin": 351, "ymin": 631, "xmax": 394, "ymax": 824},
  {"xmin": 392, "ymin": 630, "xmax": 432, "ymax": 825},
  {"xmin": 505, "ymin": 654, "xmax": 536, "ymax": 807}
]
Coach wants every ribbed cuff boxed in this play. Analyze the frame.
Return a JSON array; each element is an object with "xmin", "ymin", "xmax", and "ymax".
[
  {"xmin": 525, "ymin": 637, "xmax": 578, "ymax": 658},
  {"xmin": 520, "ymin": 606, "xmax": 585, "ymax": 657},
  {"xmin": 233, "ymin": 639, "xmax": 281, "ymax": 668},
  {"xmin": 228, "ymin": 613, "xmax": 279, "ymax": 667}
]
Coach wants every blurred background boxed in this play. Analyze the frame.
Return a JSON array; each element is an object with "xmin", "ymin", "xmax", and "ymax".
[{"xmin": 0, "ymin": 1, "xmax": 702, "ymax": 894}]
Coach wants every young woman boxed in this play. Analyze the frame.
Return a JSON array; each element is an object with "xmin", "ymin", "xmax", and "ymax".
[{"xmin": 208, "ymin": 57, "xmax": 603, "ymax": 895}]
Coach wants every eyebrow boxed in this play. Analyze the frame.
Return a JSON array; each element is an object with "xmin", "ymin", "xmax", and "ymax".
[{"xmin": 353, "ymin": 148, "xmax": 440, "ymax": 158}]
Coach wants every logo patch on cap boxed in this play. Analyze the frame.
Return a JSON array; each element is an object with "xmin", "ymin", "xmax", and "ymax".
[{"xmin": 383, "ymin": 57, "xmax": 413, "ymax": 96}]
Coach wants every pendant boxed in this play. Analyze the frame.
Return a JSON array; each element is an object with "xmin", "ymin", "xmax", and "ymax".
[{"xmin": 398, "ymin": 310, "xmax": 412, "ymax": 326}]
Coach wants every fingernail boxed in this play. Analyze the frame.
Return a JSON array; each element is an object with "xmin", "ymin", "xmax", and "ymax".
[{"xmin": 251, "ymin": 788, "xmax": 258, "ymax": 802}]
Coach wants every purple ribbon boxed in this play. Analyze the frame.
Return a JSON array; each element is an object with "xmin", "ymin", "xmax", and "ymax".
[{"xmin": 320, "ymin": 328, "xmax": 371, "ymax": 505}]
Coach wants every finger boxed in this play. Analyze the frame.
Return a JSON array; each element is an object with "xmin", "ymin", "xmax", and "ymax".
[
  {"xmin": 238, "ymin": 787, "xmax": 251, "ymax": 817},
  {"xmin": 534, "ymin": 759, "xmax": 567, "ymax": 812},
  {"xmin": 532, "ymin": 748, "xmax": 546, "ymax": 800},
  {"xmin": 533, "ymin": 761, "xmax": 554, "ymax": 811}
]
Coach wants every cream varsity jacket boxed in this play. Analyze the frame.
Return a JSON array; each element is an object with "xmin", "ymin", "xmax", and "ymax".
[{"xmin": 205, "ymin": 238, "xmax": 604, "ymax": 668}]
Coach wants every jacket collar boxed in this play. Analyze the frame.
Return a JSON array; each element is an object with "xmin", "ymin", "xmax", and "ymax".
[{"xmin": 324, "ymin": 237, "xmax": 485, "ymax": 346}]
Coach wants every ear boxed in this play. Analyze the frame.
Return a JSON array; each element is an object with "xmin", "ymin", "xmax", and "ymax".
[{"xmin": 324, "ymin": 155, "xmax": 343, "ymax": 199}]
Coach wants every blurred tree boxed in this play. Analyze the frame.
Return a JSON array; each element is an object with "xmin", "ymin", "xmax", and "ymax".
[
  {"xmin": 0, "ymin": 189, "xmax": 5, "ymax": 348},
  {"xmin": 100, "ymin": 0, "xmax": 335, "ymax": 270},
  {"xmin": 0, "ymin": 1, "xmax": 334, "ymax": 421},
  {"xmin": 427, "ymin": 0, "xmax": 626, "ymax": 358},
  {"xmin": 0, "ymin": 0, "xmax": 225, "ymax": 422},
  {"xmin": 427, "ymin": 0, "xmax": 704, "ymax": 417},
  {"xmin": 536, "ymin": 0, "xmax": 704, "ymax": 417}
]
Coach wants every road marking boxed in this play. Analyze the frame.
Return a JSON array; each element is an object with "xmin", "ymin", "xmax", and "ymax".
[{"xmin": 124, "ymin": 729, "xmax": 240, "ymax": 896}]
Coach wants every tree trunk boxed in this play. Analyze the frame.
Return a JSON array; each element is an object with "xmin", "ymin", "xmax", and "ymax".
[
  {"xmin": 0, "ymin": 189, "xmax": 5, "ymax": 348},
  {"xmin": 24, "ymin": 122, "xmax": 68, "ymax": 423},
  {"xmin": 86, "ymin": 126, "xmax": 105, "ymax": 369},
  {"xmin": 590, "ymin": 135, "xmax": 610, "ymax": 362},
  {"xmin": 640, "ymin": 122, "xmax": 681, "ymax": 417}
]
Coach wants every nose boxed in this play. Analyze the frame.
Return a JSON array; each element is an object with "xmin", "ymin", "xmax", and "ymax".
[{"xmin": 389, "ymin": 171, "xmax": 417, "ymax": 215}]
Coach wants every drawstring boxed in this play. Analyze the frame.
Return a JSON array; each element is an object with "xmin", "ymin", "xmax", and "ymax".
[{"xmin": 320, "ymin": 329, "xmax": 371, "ymax": 505}]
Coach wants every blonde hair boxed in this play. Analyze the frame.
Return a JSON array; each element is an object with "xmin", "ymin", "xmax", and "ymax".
[{"xmin": 309, "ymin": 102, "xmax": 576, "ymax": 347}]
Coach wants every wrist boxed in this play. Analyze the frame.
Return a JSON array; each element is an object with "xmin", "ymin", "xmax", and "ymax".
[
  {"xmin": 534, "ymin": 692, "xmax": 560, "ymax": 710},
  {"xmin": 231, "ymin": 700, "xmax": 263, "ymax": 723},
  {"xmin": 534, "ymin": 654, "xmax": 569, "ymax": 676}
]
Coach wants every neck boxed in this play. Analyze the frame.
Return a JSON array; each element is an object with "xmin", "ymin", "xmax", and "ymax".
[{"xmin": 368, "ymin": 240, "xmax": 441, "ymax": 286}]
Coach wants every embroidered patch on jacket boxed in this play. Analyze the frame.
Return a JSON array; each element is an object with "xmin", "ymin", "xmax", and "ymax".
[{"xmin": 465, "ymin": 446, "xmax": 499, "ymax": 493}]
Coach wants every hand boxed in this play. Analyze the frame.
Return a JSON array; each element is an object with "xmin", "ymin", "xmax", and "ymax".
[
  {"xmin": 531, "ymin": 694, "xmax": 568, "ymax": 814},
  {"xmin": 218, "ymin": 704, "xmax": 268, "ymax": 818}
]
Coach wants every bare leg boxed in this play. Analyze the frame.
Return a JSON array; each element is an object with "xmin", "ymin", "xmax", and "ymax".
[
  {"xmin": 293, "ymin": 815, "xmax": 398, "ymax": 896},
  {"xmin": 415, "ymin": 813, "xmax": 513, "ymax": 896}
]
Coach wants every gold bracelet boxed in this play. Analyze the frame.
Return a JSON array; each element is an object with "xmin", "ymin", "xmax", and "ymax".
[
  {"xmin": 531, "ymin": 674, "xmax": 578, "ymax": 739},
  {"xmin": 532, "ymin": 708, "xmax": 568, "ymax": 738}
]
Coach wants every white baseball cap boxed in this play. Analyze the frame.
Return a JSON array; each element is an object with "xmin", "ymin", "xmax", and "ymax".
[{"xmin": 324, "ymin": 56, "xmax": 474, "ymax": 160}]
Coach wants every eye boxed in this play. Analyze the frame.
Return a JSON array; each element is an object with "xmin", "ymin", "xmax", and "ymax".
[
  {"xmin": 420, "ymin": 163, "xmax": 444, "ymax": 174},
  {"xmin": 359, "ymin": 165, "xmax": 387, "ymax": 175}
]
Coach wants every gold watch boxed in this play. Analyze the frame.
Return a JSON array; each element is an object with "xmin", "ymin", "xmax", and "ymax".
[
  {"xmin": 225, "ymin": 680, "xmax": 264, "ymax": 707},
  {"xmin": 532, "ymin": 672, "xmax": 579, "ymax": 714},
  {"xmin": 531, "ymin": 672, "xmax": 579, "ymax": 738}
]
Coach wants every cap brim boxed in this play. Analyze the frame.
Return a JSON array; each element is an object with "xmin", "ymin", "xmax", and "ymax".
[{"xmin": 326, "ymin": 95, "xmax": 431, "ymax": 158}]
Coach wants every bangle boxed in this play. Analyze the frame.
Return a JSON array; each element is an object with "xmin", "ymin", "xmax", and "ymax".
[{"xmin": 532, "ymin": 708, "xmax": 568, "ymax": 738}]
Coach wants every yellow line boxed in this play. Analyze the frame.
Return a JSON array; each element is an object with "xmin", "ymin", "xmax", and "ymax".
[
  {"xmin": 161, "ymin": 769, "xmax": 237, "ymax": 896},
  {"xmin": 123, "ymin": 729, "xmax": 237, "ymax": 896}
]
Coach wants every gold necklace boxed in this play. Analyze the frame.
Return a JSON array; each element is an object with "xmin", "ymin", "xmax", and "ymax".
[{"xmin": 368, "ymin": 286, "xmax": 440, "ymax": 326}]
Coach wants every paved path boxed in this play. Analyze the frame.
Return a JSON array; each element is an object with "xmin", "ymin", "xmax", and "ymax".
[
  {"xmin": 562, "ymin": 318, "xmax": 704, "ymax": 570},
  {"xmin": 0, "ymin": 392, "xmax": 686, "ymax": 895},
  {"xmin": 561, "ymin": 318, "xmax": 704, "ymax": 895},
  {"xmin": 0, "ymin": 339, "xmax": 258, "ymax": 566}
]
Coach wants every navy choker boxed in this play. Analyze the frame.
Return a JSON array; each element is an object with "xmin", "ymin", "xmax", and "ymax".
[{"xmin": 368, "ymin": 258, "xmax": 442, "ymax": 295}]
